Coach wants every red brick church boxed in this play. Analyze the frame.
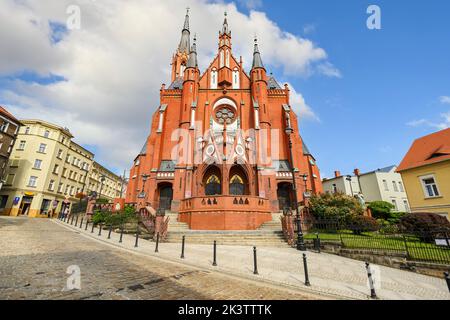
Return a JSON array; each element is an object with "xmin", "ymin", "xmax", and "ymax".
[{"xmin": 126, "ymin": 11, "xmax": 323, "ymax": 230}]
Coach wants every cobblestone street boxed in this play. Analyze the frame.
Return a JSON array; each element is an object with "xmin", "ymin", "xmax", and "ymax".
[{"xmin": 0, "ymin": 217, "xmax": 323, "ymax": 300}]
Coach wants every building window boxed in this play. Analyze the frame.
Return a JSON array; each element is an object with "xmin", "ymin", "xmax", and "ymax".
[
  {"xmin": 53, "ymin": 164, "xmax": 60, "ymax": 174},
  {"xmin": 398, "ymin": 181, "xmax": 404, "ymax": 192},
  {"xmin": 392, "ymin": 181, "xmax": 398, "ymax": 192},
  {"xmin": 57, "ymin": 149, "xmax": 63, "ymax": 159},
  {"xmin": 58, "ymin": 183, "xmax": 64, "ymax": 193},
  {"xmin": 62, "ymin": 168, "xmax": 67, "ymax": 177},
  {"xmin": 38, "ymin": 143, "xmax": 47, "ymax": 153},
  {"xmin": 332, "ymin": 184, "xmax": 337, "ymax": 193},
  {"xmin": 33, "ymin": 159, "xmax": 42, "ymax": 169},
  {"xmin": 420, "ymin": 175, "xmax": 440, "ymax": 198},
  {"xmin": 391, "ymin": 199, "xmax": 398, "ymax": 211},
  {"xmin": 1, "ymin": 122, "xmax": 9, "ymax": 132},
  {"xmin": 18, "ymin": 141, "xmax": 26, "ymax": 150},
  {"xmin": 66, "ymin": 154, "xmax": 71, "ymax": 163},
  {"xmin": 48, "ymin": 180, "xmax": 55, "ymax": 191},
  {"xmin": 25, "ymin": 127, "xmax": 30, "ymax": 134},
  {"xmin": 5, "ymin": 174, "xmax": 15, "ymax": 185},
  {"xmin": 44, "ymin": 130, "xmax": 50, "ymax": 138},
  {"xmin": 382, "ymin": 180, "xmax": 389, "ymax": 191},
  {"xmin": 28, "ymin": 176, "xmax": 38, "ymax": 187},
  {"xmin": 205, "ymin": 174, "xmax": 221, "ymax": 196},
  {"xmin": 403, "ymin": 200, "xmax": 410, "ymax": 213}
]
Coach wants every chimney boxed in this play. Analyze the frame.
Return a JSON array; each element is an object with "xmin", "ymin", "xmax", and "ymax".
[
  {"xmin": 334, "ymin": 171, "xmax": 341, "ymax": 178},
  {"xmin": 354, "ymin": 168, "xmax": 361, "ymax": 176}
]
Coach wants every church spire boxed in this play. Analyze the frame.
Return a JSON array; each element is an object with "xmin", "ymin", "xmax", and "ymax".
[
  {"xmin": 221, "ymin": 11, "xmax": 231, "ymax": 36},
  {"xmin": 186, "ymin": 35, "xmax": 198, "ymax": 68},
  {"xmin": 252, "ymin": 37, "xmax": 265, "ymax": 70},
  {"xmin": 178, "ymin": 8, "xmax": 191, "ymax": 54}
]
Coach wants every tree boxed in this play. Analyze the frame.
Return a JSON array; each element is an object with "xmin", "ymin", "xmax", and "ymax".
[
  {"xmin": 309, "ymin": 192, "xmax": 365, "ymax": 222},
  {"xmin": 367, "ymin": 201, "xmax": 394, "ymax": 220},
  {"xmin": 399, "ymin": 212, "xmax": 450, "ymax": 242}
]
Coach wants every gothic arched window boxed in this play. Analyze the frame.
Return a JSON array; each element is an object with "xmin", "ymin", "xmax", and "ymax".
[
  {"xmin": 205, "ymin": 174, "xmax": 221, "ymax": 196},
  {"xmin": 230, "ymin": 174, "xmax": 245, "ymax": 195}
]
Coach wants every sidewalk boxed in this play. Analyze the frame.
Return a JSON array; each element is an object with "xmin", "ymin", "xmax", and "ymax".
[{"xmin": 54, "ymin": 219, "xmax": 450, "ymax": 300}]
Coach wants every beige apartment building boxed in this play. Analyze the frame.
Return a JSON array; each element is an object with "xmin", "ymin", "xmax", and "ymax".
[
  {"xmin": 0, "ymin": 120, "xmax": 94, "ymax": 217},
  {"xmin": 87, "ymin": 161, "xmax": 124, "ymax": 201}
]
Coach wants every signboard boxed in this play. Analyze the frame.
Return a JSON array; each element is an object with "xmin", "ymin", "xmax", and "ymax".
[
  {"xmin": 435, "ymin": 239, "xmax": 450, "ymax": 247},
  {"xmin": 13, "ymin": 197, "xmax": 20, "ymax": 205}
]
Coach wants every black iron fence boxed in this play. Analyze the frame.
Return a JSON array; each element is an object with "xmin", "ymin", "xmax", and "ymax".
[{"xmin": 293, "ymin": 218, "xmax": 450, "ymax": 265}]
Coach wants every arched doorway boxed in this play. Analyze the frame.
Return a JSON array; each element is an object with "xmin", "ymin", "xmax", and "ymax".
[
  {"xmin": 158, "ymin": 183, "xmax": 173, "ymax": 210},
  {"xmin": 277, "ymin": 182, "xmax": 293, "ymax": 210},
  {"xmin": 229, "ymin": 165, "xmax": 249, "ymax": 195},
  {"xmin": 203, "ymin": 166, "xmax": 222, "ymax": 196}
]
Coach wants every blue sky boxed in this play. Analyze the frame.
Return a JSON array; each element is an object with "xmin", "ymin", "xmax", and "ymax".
[
  {"xmin": 0, "ymin": 0, "xmax": 449, "ymax": 178},
  {"xmin": 236, "ymin": 0, "xmax": 450, "ymax": 177}
]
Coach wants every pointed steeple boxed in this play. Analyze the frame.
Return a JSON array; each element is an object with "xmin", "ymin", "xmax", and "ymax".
[
  {"xmin": 186, "ymin": 35, "xmax": 198, "ymax": 68},
  {"xmin": 221, "ymin": 11, "xmax": 231, "ymax": 36},
  {"xmin": 178, "ymin": 8, "xmax": 191, "ymax": 54},
  {"xmin": 252, "ymin": 37, "xmax": 265, "ymax": 70}
]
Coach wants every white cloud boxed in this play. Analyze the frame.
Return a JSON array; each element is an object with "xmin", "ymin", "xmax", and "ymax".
[
  {"xmin": 0, "ymin": 0, "xmax": 336, "ymax": 171},
  {"xmin": 407, "ymin": 113, "xmax": 450, "ymax": 130},
  {"xmin": 440, "ymin": 96, "xmax": 450, "ymax": 104},
  {"xmin": 303, "ymin": 24, "xmax": 316, "ymax": 35},
  {"xmin": 285, "ymin": 83, "xmax": 320, "ymax": 122}
]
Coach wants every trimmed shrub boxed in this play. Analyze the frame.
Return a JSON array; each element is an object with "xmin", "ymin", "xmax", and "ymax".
[
  {"xmin": 399, "ymin": 212, "xmax": 450, "ymax": 242},
  {"xmin": 346, "ymin": 216, "xmax": 380, "ymax": 235},
  {"xmin": 309, "ymin": 192, "xmax": 365, "ymax": 222},
  {"xmin": 367, "ymin": 201, "xmax": 395, "ymax": 220}
]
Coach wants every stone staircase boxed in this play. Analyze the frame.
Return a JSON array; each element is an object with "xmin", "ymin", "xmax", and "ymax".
[{"xmin": 163, "ymin": 211, "xmax": 288, "ymax": 247}]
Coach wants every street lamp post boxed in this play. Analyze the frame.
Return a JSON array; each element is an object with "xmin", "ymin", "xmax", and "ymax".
[
  {"xmin": 141, "ymin": 174, "xmax": 149, "ymax": 205},
  {"xmin": 285, "ymin": 127, "xmax": 306, "ymax": 251}
]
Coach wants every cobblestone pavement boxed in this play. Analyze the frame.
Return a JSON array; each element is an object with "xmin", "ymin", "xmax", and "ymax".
[
  {"xmin": 52, "ymin": 217, "xmax": 450, "ymax": 300},
  {"xmin": 0, "ymin": 217, "xmax": 325, "ymax": 300}
]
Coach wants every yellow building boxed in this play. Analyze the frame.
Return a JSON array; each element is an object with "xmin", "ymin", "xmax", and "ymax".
[
  {"xmin": 0, "ymin": 120, "xmax": 94, "ymax": 217},
  {"xmin": 397, "ymin": 128, "xmax": 450, "ymax": 220},
  {"xmin": 87, "ymin": 162, "xmax": 124, "ymax": 201}
]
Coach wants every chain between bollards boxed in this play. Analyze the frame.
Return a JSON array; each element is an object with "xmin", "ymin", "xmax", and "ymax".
[
  {"xmin": 302, "ymin": 253, "xmax": 311, "ymax": 286},
  {"xmin": 366, "ymin": 262, "xmax": 378, "ymax": 299},
  {"xmin": 119, "ymin": 225, "xmax": 124, "ymax": 243},
  {"xmin": 212, "ymin": 241, "xmax": 217, "ymax": 266},
  {"xmin": 444, "ymin": 272, "xmax": 450, "ymax": 293},
  {"xmin": 181, "ymin": 235, "xmax": 185, "ymax": 259},
  {"xmin": 107, "ymin": 224, "xmax": 112, "ymax": 239},
  {"xmin": 253, "ymin": 246, "xmax": 259, "ymax": 275},
  {"xmin": 98, "ymin": 224, "xmax": 103, "ymax": 236},
  {"xmin": 134, "ymin": 225, "xmax": 139, "ymax": 247},
  {"xmin": 155, "ymin": 232, "xmax": 160, "ymax": 252}
]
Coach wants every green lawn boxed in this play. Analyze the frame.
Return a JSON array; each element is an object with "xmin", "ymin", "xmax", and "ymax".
[{"xmin": 304, "ymin": 231, "xmax": 450, "ymax": 264}]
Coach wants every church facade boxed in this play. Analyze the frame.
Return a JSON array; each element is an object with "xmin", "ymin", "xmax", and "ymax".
[{"xmin": 126, "ymin": 11, "xmax": 323, "ymax": 230}]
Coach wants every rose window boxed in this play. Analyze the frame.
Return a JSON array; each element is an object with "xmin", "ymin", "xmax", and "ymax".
[{"xmin": 215, "ymin": 107, "xmax": 236, "ymax": 125}]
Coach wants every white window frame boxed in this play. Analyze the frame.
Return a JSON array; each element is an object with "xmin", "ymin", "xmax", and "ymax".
[
  {"xmin": 392, "ymin": 181, "xmax": 398, "ymax": 192},
  {"xmin": 18, "ymin": 140, "xmax": 26, "ymax": 150},
  {"xmin": 382, "ymin": 179, "xmax": 389, "ymax": 191},
  {"xmin": 28, "ymin": 176, "xmax": 38, "ymax": 187},
  {"xmin": 38, "ymin": 143, "xmax": 47, "ymax": 153},
  {"xmin": 33, "ymin": 159, "xmax": 42, "ymax": 169},
  {"xmin": 420, "ymin": 174, "xmax": 441, "ymax": 198}
]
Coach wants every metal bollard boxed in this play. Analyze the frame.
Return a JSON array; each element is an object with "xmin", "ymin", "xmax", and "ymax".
[
  {"xmin": 63, "ymin": 215, "xmax": 66, "ymax": 223},
  {"xmin": 253, "ymin": 247, "xmax": 259, "ymax": 275},
  {"xmin": 303, "ymin": 254, "xmax": 311, "ymax": 286},
  {"xmin": 181, "ymin": 235, "xmax": 185, "ymax": 259},
  {"xmin": 119, "ymin": 226, "xmax": 124, "ymax": 243},
  {"xmin": 85, "ymin": 220, "xmax": 89, "ymax": 231},
  {"xmin": 107, "ymin": 224, "xmax": 112, "ymax": 239},
  {"xmin": 155, "ymin": 232, "xmax": 159, "ymax": 252},
  {"xmin": 366, "ymin": 262, "xmax": 378, "ymax": 299},
  {"xmin": 212, "ymin": 241, "xmax": 217, "ymax": 266},
  {"xmin": 315, "ymin": 233, "xmax": 321, "ymax": 253},
  {"xmin": 134, "ymin": 226, "xmax": 139, "ymax": 247},
  {"xmin": 70, "ymin": 215, "xmax": 74, "ymax": 225},
  {"xmin": 75, "ymin": 215, "xmax": 79, "ymax": 227},
  {"xmin": 444, "ymin": 272, "xmax": 450, "ymax": 293},
  {"xmin": 91, "ymin": 222, "xmax": 95, "ymax": 233},
  {"xmin": 98, "ymin": 224, "xmax": 102, "ymax": 236},
  {"xmin": 79, "ymin": 217, "xmax": 84, "ymax": 229}
]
